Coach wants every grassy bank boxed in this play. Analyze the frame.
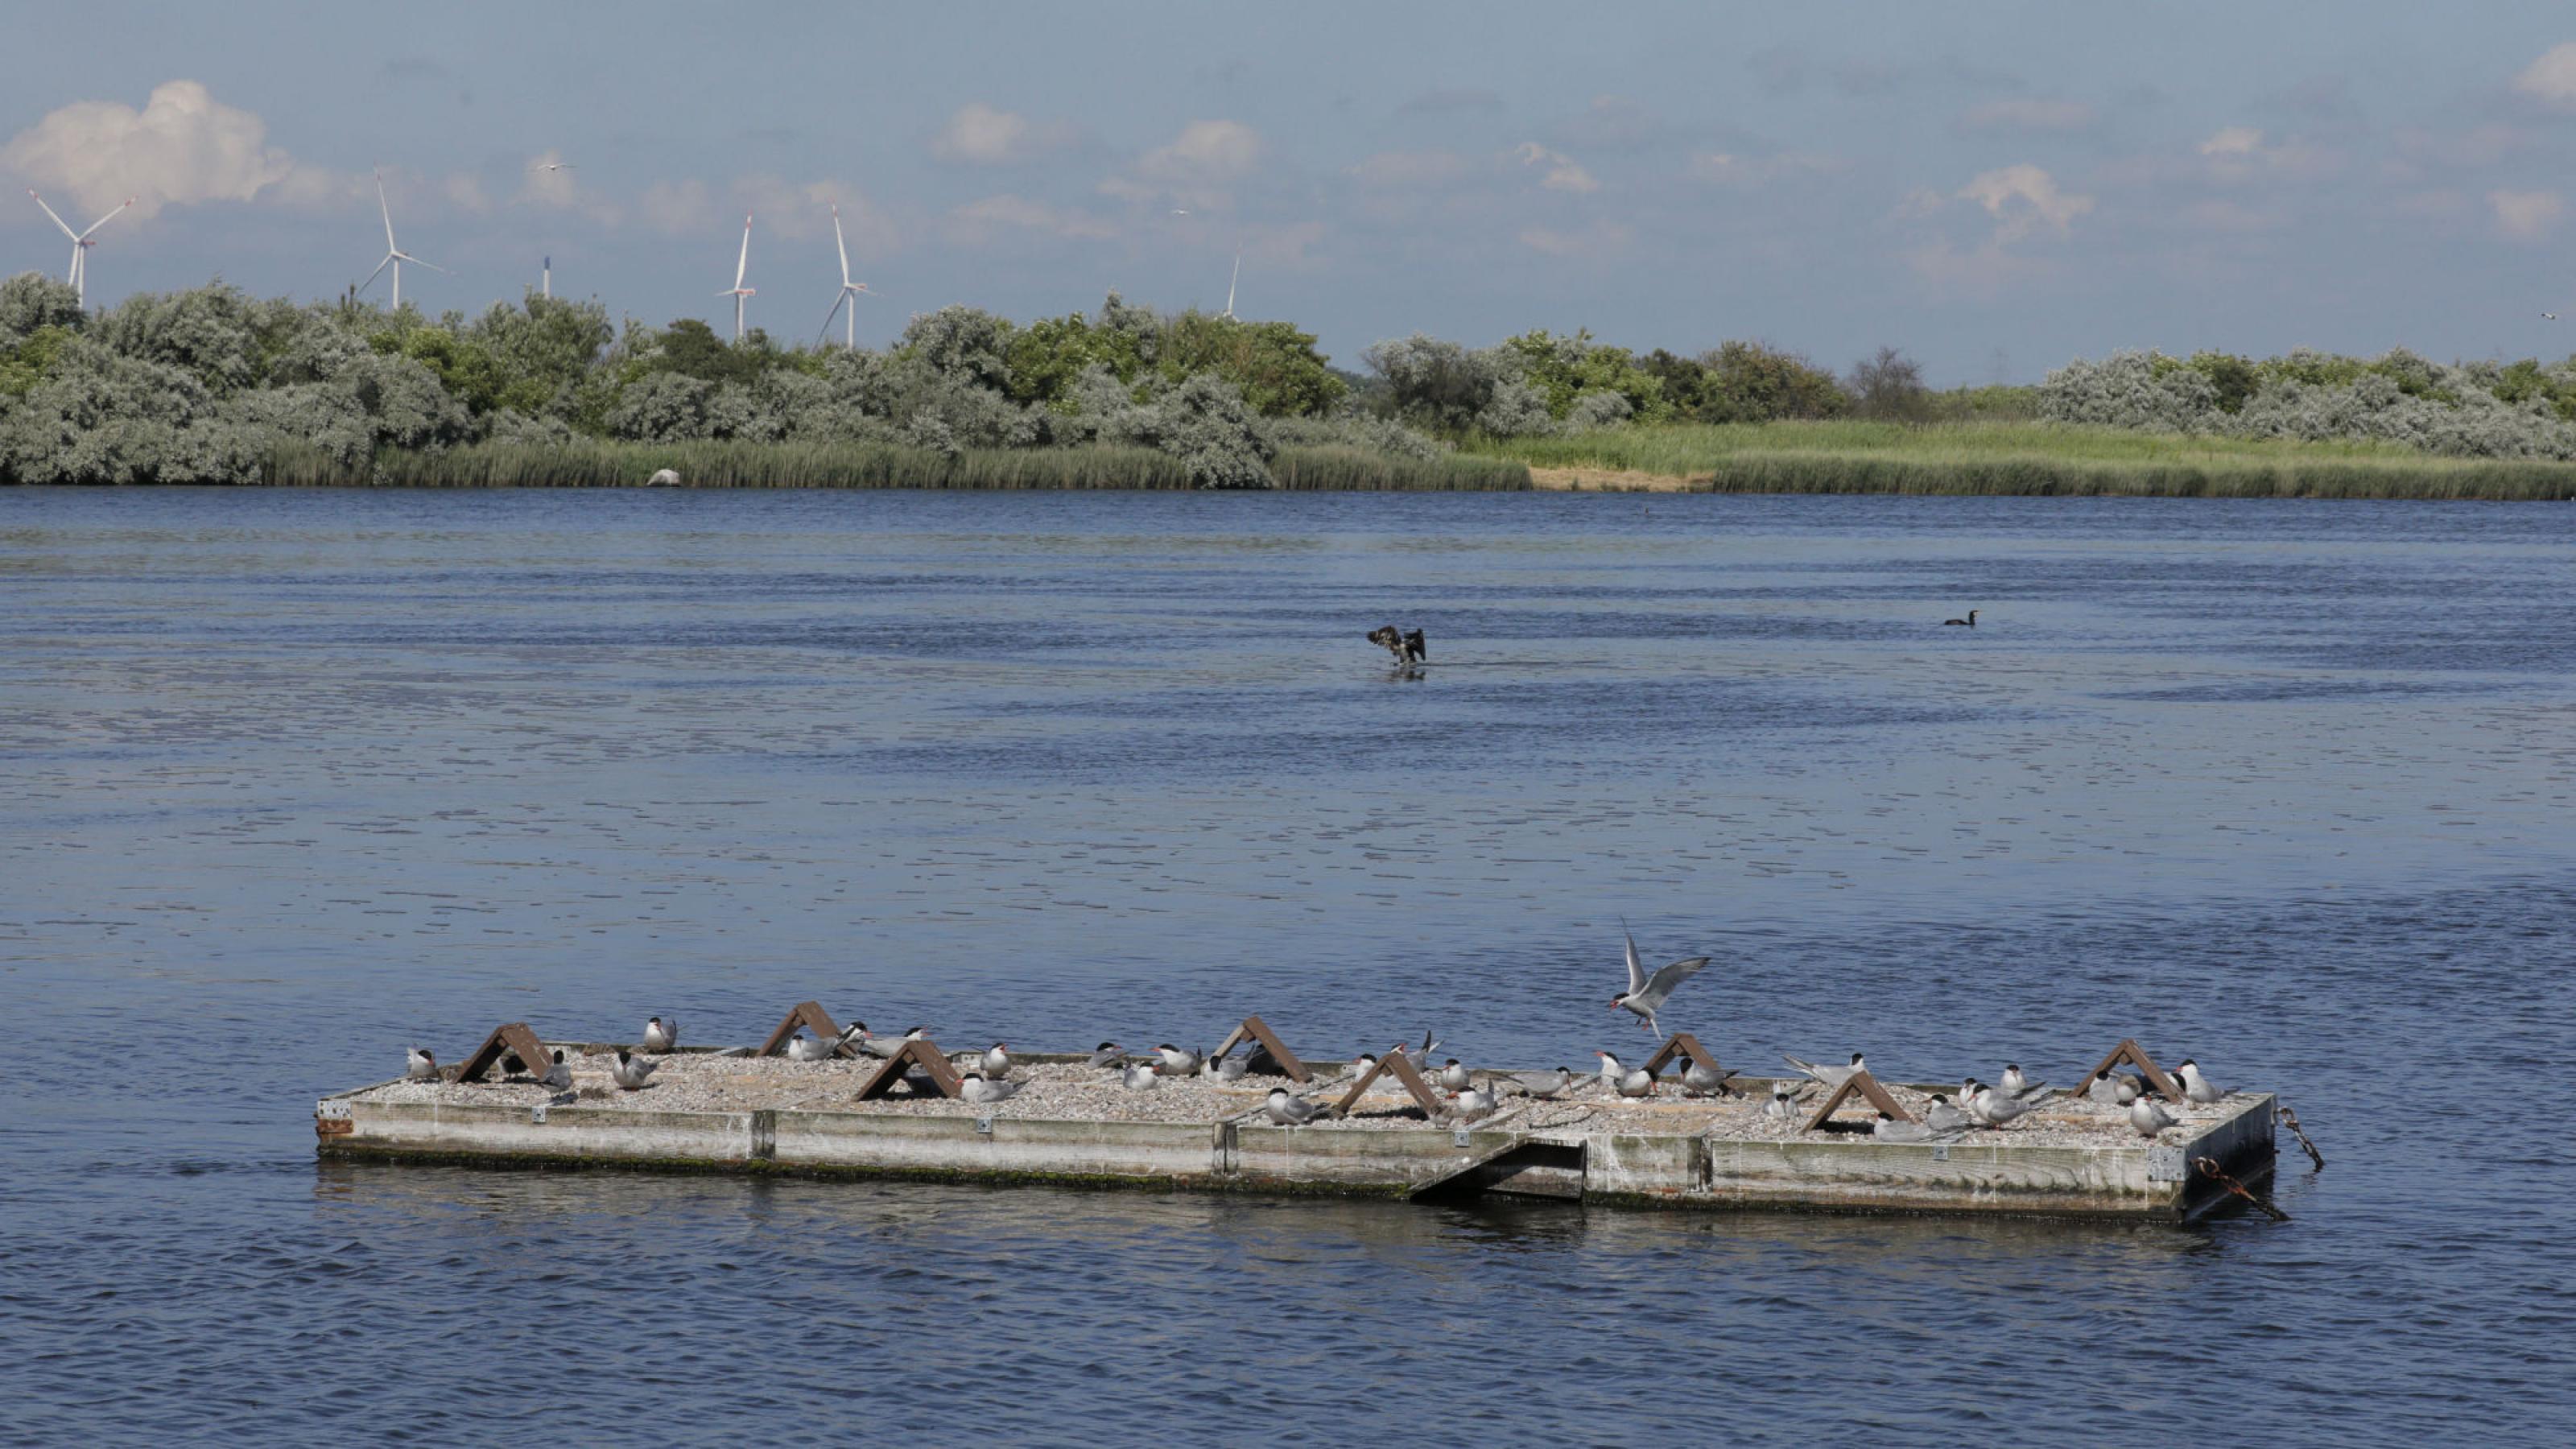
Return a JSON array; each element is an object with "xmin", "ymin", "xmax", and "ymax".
[
  {"xmin": 258, "ymin": 440, "xmax": 1531, "ymax": 491},
  {"xmin": 1471, "ymin": 421, "xmax": 2576, "ymax": 499}
]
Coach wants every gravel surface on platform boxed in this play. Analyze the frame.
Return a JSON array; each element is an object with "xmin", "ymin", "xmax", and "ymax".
[{"xmin": 348, "ymin": 1052, "xmax": 2247, "ymax": 1146}]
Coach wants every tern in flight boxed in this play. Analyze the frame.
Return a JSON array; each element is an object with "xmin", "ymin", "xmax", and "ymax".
[{"xmin": 1610, "ymin": 925, "xmax": 1711, "ymax": 1037}]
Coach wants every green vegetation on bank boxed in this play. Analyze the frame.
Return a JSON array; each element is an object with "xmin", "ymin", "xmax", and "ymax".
[{"xmin": 7, "ymin": 263, "xmax": 2576, "ymax": 496}]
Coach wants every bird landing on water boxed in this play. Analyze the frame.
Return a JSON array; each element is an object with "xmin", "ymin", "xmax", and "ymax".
[{"xmin": 1366, "ymin": 625, "xmax": 1427, "ymax": 667}]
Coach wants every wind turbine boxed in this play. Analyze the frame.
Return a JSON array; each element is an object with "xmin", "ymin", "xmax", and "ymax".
[
  {"xmin": 358, "ymin": 167, "xmax": 444, "ymax": 309},
  {"xmin": 717, "ymin": 213, "xmax": 755, "ymax": 342},
  {"xmin": 28, "ymin": 190, "xmax": 134, "ymax": 308},
  {"xmin": 1222, "ymin": 242, "xmax": 1241, "ymax": 320},
  {"xmin": 818, "ymin": 203, "xmax": 874, "ymax": 348}
]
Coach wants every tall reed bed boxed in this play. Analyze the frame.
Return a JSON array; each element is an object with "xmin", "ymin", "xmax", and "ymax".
[
  {"xmin": 1271, "ymin": 447, "xmax": 1530, "ymax": 491},
  {"xmin": 256, "ymin": 439, "xmax": 1534, "ymax": 491},
  {"xmin": 1476, "ymin": 421, "xmax": 2576, "ymax": 499}
]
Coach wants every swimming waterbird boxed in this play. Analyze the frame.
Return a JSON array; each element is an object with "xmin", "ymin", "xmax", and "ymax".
[
  {"xmin": 1366, "ymin": 625, "xmax": 1427, "ymax": 667},
  {"xmin": 1943, "ymin": 609, "xmax": 1979, "ymax": 627}
]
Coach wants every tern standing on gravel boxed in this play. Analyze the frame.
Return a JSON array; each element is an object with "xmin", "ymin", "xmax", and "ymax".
[
  {"xmin": 1785, "ymin": 1052, "xmax": 1865, "ymax": 1090},
  {"xmin": 2178, "ymin": 1059, "xmax": 2225, "ymax": 1104},
  {"xmin": 1265, "ymin": 1088, "xmax": 1323, "ymax": 1125},
  {"xmin": 959, "ymin": 1072, "xmax": 1020, "ymax": 1104},
  {"xmin": 1122, "ymin": 1061, "xmax": 1161, "ymax": 1091},
  {"xmin": 642, "ymin": 1017, "xmax": 677, "ymax": 1053},
  {"xmin": 2129, "ymin": 1096, "xmax": 2185, "ymax": 1137},
  {"xmin": 406, "ymin": 1047, "xmax": 438, "ymax": 1082},
  {"xmin": 1597, "ymin": 1051, "xmax": 1656, "ymax": 1098},
  {"xmin": 1611, "ymin": 927, "xmax": 1712, "ymax": 1037},
  {"xmin": 609, "ymin": 1050, "xmax": 658, "ymax": 1091}
]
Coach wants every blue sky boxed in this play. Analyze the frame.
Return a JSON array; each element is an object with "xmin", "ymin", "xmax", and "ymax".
[{"xmin": 7, "ymin": 2, "xmax": 2576, "ymax": 382}]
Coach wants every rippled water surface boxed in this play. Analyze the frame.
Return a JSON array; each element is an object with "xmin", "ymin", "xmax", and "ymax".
[{"xmin": 3, "ymin": 488, "xmax": 2572, "ymax": 1443}]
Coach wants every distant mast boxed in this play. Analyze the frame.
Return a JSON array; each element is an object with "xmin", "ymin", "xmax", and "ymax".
[{"xmin": 542, "ymin": 255, "xmax": 551, "ymax": 300}]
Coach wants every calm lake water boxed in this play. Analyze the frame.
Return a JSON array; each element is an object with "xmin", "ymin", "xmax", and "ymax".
[{"xmin": 2, "ymin": 486, "xmax": 2571, "ymax": 1443}]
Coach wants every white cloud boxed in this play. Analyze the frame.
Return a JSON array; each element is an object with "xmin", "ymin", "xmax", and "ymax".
[
  {"xmin": 2199, "ymin": 126, "xmax": 2264, "ymax": 157},
  {"xmin": 1959, "ymin": 98, "xmax": 2096, "ymax": 134},
  {"xmin": 2489, "ymin": 188, "xmax": 2565, "ymax": 242},
  {"xmin": 1514, "ymin": 142, "xmax": 1598, "ymax": 193},
  {"xmin": 1137, "ymin": 119, "xmax": 1261, "ymax": 183},
  {"xmin": 1346, "ymin": 150, "xmax": 1469, "ymax": 190},
  {"xmin": 441, "ymin": 173, "xmax": 490, "ymax": 214},
  {"xmin": 1690, "ymin": 150, "xmax": 1846, "ymax": 185},
  {"xmin": 638, "ymin": 179, "xmax": 712, "ymax": 236},
  {"xmin": 1518, "ymin": 220, "xmax": 1631, "ymax": 257},
  {"xmin": 2, "ymin": 80, "xmax": 333, "ymax": 221},
  {"xmin": 930, "ymin": 103, "xmax": 1079, "ymax": 165},
  {"xmin": 950, "ymin": 193, "xmax": 1115, "ymax": 242},
  {"xmin": 2512, "ymin": 42, "xmax": 2576, "ymax": 110},
  {"xmin": 1957, "ymin": 163, "xmax": 2092, "ymax": 242}
]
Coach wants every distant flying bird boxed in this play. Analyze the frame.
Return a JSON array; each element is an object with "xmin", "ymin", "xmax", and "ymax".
[
  {"xmin": 1366, "ymin": 625, "xmax": 1428, "ymax": 667},
  {"xmin": 540, "ymin": 160, "xmax": 575, "ymax": 172},
  {"xmin": 1610, "ymin": 926, "xmax": 1711, "ymax": 1036},
  {"xmin": 358, "ymin": 167, "xmax": 446, "ymax": 311},
  {"xmin": 1942, "ymin": 609, "xmax": 1979, "ymax": 627},
  {"xmin": 2545, "ymin": 312, "xmax": 2560, "ymax": 321}
]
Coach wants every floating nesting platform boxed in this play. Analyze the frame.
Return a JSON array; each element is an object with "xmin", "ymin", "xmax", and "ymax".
[{"xmin": 316, "ymin": 1036, "xmax": 2277, "ymax": 1221}]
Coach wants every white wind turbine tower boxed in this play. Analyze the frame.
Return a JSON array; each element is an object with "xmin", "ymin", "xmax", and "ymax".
[
  {"xmin": 717, "ymin": 213, "xmax": 756, "ymax": 341},
  {"xmin": 359, "ymin": 167, "xmax": 445, "ymax": 308},
  {"xmin": 1222, "ymin": 242, "xmax": 1241, "ymax": 320},
  {"xmin": 818, "ymin": 203, "xmax": 874, "ymax": 348},
  {"xmin": 28, "ymin": 190, "xmax": 134, "ymax": 308}
]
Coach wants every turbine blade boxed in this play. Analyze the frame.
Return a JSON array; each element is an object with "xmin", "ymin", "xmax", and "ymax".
[
  {"xmin": 734, "ymin": 213, "xmax": 752, "ymax": 291},
  {"xmin": 27, "ymin": 190, "xmax": 78, "ymax": 241},
  {"xmin": 832, "ymin": 205, "xmax": 850, "ymax": 285},
  {"xmin": 360, "ymin": 254, "xmax": 394, "ymax": 293},
  {"xmin": 77, "ymin": 197, "xmax": 135, "ymax": 238},
  {"xmin": 376, "ymin": 167, "xmax": 398, "ymax": 250},
  {"xmin": 407, "ymin": 255, "xmax": 448, "ymax": 275},
  {"xmin": 819, "ymin": 293, "xmax": 847, "ymax": 342}
]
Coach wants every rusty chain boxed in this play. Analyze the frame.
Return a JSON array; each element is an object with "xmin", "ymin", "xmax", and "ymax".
[
  {"xmin": 2194, "ymin": 1156, "xmax": 2289, "ymax": 1221},
  {"xmin": 2275, "ymin": 1102, "xmax": 2325, "ymax": 1171}
]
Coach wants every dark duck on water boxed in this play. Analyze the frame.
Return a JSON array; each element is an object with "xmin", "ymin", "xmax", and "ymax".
[{"xmin": 1366, "ymin": 625, "xmax": 1427, "ymax": 665}]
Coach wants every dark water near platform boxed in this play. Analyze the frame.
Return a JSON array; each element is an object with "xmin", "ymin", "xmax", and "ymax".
[{"xmin": 2, "ymin": 487, "xmax": 2572, "ymax": 1443}]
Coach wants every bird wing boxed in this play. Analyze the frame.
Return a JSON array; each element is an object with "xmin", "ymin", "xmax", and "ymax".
[
  {"xmin": 1641, "ymin": 956, "xmax": 1711, "ymax": 1004},
  {"xmin": 1781, "ymin": 1053, "xmax": 1823, "ymax": 1081},
  {"xmin": 1622, "ymin": 929, "xmax": 1646, "ymax": 996}
]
